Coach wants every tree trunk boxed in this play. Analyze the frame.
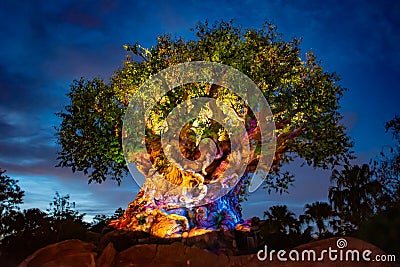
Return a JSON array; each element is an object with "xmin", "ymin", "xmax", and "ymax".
[
  {"xmin": 110, "ymin": 94, "xmax": 282, "ymax": 237},
  {"xmin": 109, "ymin": 176, "xmax": 245, "ymax": 238}
]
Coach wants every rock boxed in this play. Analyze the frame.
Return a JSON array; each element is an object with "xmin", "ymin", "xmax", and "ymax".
[
  {"xmin": 251, "ymin": 217, "xmax": 261, "ymax": 226},
  {"xmin": 18, "ymin": 236, "xmax": 398, "ymax": 267},
  {"xmin": 115, "ymin": 242, "xmax": 229, "ymax": 267},
  {"xmin": 186, "ymin": 230, "xmax": 218, "ymax": 250},
  {"xmin": 184, "ymin": 244, "xmax": 229, "ymax": 267},
  {"xmin": 185, "ymin": 229, "xmax": 237, "ymax": 255},
  {"xmin": 99, "ymin": 229, "xmax": 149, "ymax": 251},
  {"xmin": 96, "ymin": 242, "xmax": 116, "ymax": 267},
  {"xmin": 114, "ymin": 243, "xmax": 158, "ymax": 266},
  {"xmin": 18, "ymin": 239, "xmax": 96, "ymax": 267}
]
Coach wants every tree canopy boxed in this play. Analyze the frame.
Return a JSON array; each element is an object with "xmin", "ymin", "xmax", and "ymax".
[{"xmin": 56, "ymin": 20, "xmax": 353, "ymax": 195}]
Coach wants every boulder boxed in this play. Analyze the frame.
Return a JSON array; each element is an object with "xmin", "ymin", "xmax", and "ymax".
[
  {"xmin": 99, "ymin": 229, "xmax": 149, "ymax": 251},
  {"xmin": 114, "ymin": 243, "xmax": 158, "ymax": 266},
  {"xmin": 96, "ymin": 242, "xmax": 116, "ymax": 267},
  {"xmin": 115, "ymin": 242, "xmax": 229, "ymax": 267},
  {"xmin": 18, "ymin": 239, "xmax": 96, "ymax": 267},
  {"xmin": 18, "ymin": 236, "xmax": 398, "ymax": 267}
]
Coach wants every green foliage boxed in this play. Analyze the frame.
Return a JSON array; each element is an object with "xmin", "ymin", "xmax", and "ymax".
[
  {"xmin": 47, "ymin": 192, "xmax": 85, "ymax": 221},
  {"xmin": 56, "ymin": 20, "xmax": 353, "ymax": 194},
  {"xmin": 138, "ymin": 216, "xmax": 146, "ymax": 225},
  {"xmin": 56, "ymin": 78, "xmax": 126, "ymax": 184},
  {"xmin": 45, "ymin": 192, "xmax": 89, "ymax": 243},
  {"xmin": 0, "ymin": 168, "xmax": 24, "ymax": 239}
]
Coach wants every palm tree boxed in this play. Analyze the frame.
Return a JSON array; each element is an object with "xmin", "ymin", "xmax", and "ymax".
[
  {"xmin": 264, "ymin": 205, "xmax": 299, "ymax": 235},
  {"xmin": 329, "ymin": 164, "xmax": 383, "ymax": 230},
  {"xmin": 300, "ymin": 201, "xmax": 333, "ymax": 238}
]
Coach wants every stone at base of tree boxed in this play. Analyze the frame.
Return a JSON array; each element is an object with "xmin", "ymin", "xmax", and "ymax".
[{"xmin": 19, "ymin": 237, "xmax": 398, "ymax": 267}]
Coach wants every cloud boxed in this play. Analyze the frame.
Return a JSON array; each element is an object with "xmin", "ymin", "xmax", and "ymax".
[
  {"xmin": 17, "ymin": 172, "xmax": 138, "ymax": 221},
  {"xmin": 0, "ymin": 67, "xmax": 44, "ymax": 112}
]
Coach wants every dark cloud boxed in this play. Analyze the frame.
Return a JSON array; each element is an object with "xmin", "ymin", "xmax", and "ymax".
[
  {"xmin": 0, "ymin": 66, "xmax": 43, "ymax": 111},
  {"xmin": 0, "ymin": 118, "xmax": 18, "ymax": 139}
]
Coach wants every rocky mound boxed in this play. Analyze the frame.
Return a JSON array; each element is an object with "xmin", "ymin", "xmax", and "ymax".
[{"xmin": 18, "ymin": 237, "xmax": 398, "ymax": 267}]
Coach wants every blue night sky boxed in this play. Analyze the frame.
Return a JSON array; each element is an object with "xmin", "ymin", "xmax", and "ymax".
[{"xmin": 0, "ymin": 0, "xmax": 399, "ymax": 221}]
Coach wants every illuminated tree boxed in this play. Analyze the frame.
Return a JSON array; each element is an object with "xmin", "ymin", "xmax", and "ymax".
[{"xmin": 56, "ymin": 20, "xmax": 352, "ymax": 234}]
